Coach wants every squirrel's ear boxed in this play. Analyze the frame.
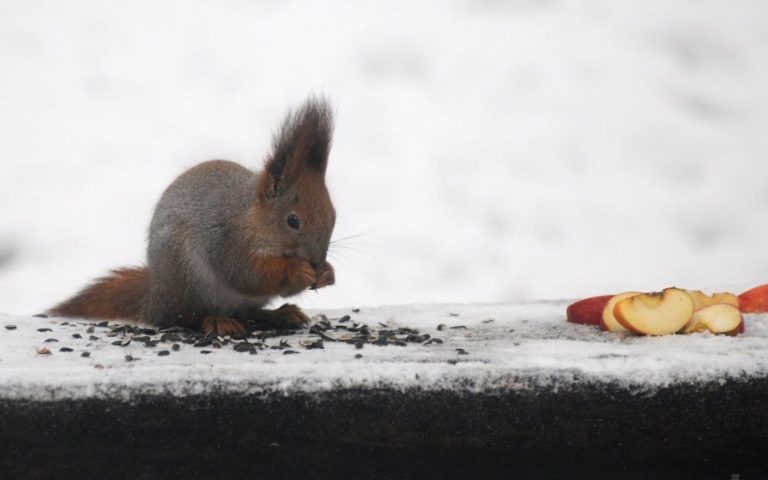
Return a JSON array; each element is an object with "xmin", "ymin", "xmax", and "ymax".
[{"xmin": 259, "ymin": 97, "xmax": 334, "ymax": 198}]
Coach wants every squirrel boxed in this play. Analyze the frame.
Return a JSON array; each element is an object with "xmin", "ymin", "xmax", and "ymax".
[{"xmin": 48, "ymin": 97, "xmax": 336, "ymax": 336}]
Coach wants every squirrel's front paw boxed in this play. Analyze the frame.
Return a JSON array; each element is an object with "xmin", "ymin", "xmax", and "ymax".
[
  {"xmin": 271, "ymin": 303, "xmax": 310, "ymax": 329},
  {"xmin": 283, "ymin": 258, "xmax": 317, "ymax": 295},
  {"xmin": 312, "ymin": 261, "xmax": 335, "ymax": 290}
]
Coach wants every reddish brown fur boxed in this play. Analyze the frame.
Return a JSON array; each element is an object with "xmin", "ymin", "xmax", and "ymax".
[
  {"xmin": 247, "ymin": 256, "xmax": 317, "ymax": 297},
  {"xmin": 49, "ymin": 267, "xmax": 148, "ymax": 320}
]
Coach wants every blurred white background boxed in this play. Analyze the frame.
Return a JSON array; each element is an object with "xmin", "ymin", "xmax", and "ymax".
[{"xmin": 1, "ymin": 0, "xmax": 767, "ymax": 315}]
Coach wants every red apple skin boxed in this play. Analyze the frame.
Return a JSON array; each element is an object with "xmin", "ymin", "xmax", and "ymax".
[
  {"xmin": 566, "ymin": 295, "xmax": 613, "ymax": 326},
  {"xmin": 739, "ymin": 284, "xmax": 768, "ymax": 313}
]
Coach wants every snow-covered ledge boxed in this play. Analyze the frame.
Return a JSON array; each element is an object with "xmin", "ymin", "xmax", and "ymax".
[{"xmin": 1, "ymin": 302, "xmax": 767, "ymax": 478}]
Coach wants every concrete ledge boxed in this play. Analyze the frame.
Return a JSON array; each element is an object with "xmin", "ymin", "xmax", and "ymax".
[
  {"xmin": 1, "ymin": 302, "xmax": 766, "ymax": 478},
  {"xmin": 2, "ymin": 380, "xmax": 766, "ymax": 479}
]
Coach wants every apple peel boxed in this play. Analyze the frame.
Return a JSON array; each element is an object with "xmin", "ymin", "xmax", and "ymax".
[
  {"xmin": 739, "ymin": 284, "xmax": 768, "ymax": 314},
  {"xmin": 566, "ymin": 295, "xmax": 613, "ymax": 326}
]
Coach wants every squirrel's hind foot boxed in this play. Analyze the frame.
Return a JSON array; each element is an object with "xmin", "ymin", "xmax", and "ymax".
[
  {"xmin": 202, "ymin": 316, "xmax": 247, "ymax": 336},
  {"xmin": 248, "ymin": 304, "xmax": 310, "ymax": 330}
]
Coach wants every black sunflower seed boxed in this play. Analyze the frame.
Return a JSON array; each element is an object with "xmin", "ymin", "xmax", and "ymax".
[
  {"xmin": 81, "ymin": 351, "xmax": 91, "ymax": 358},
  {"xmin": 172, "ymin": 343, "xmax": 180, "ymax": 351},
  {"xmin": 157, "ymin": 350, "xmax": 170, "ymax": 356},
  {"xmin": 97, "ymin": 321, "xmax": 109, "ymax": 328},
  {"xmin": 72, "ymin": 333, "xmax": 82, "ymax": 339},
  {"xmin": 5, "ymin": 325, "xmax": 16, "ymax": 330},
  {"xmin": 86, "ymin": 326, "xmax": 95, "ymax": 333},
  {"xmin": 44, "ymin": 338, "xmax": 59, "ymax": 343},
  {"xmin": 37, "ymin": 328, "xmax": 52, "ymax": 332},
  {"xmin": 339, "ymin": 315, "xmax": 351, "ymax": 323},
  {"xmin": 283, "ymin": 350, "xmax": 299, "ymax": 355},
  {"xmin": 354, "ymin": 353, "xmax": 363, "ymax": 359},
  {"xmin": 59, "ymin": 347, "xmax": 74, "ymax": 352},
  {"xmin": 33, "ymin": 314, "xmax": 49, "ymax": 318},
  {"xmin": 456, "ymin": 348, "xmax": 469, "ymax": 355},
  {"xmin": 89, "ymin": 335, "xmax": 99, "ymax": 341},
  {"xmin": 200, "ymin": 350, "xmax": 212, "ymax": 354}
]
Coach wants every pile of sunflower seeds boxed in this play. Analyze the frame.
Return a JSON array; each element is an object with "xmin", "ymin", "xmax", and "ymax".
[{"xmin": 26, "ymin": 312, "xmax": 443, "ymax": 359}]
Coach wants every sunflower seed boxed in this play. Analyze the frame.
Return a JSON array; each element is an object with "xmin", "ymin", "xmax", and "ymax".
[
  {"xmin": 303, "ymin": 339, "xmax": 324, "ymax": 350},
  {"xmin": 72, "ymin": 333, "xmax": 82, "ymax": 339},
  {"xmin": 5, "ymin": 325, "xmax": 16, "ymax": 330},
  {"xmin": 157, "ymin": 350, "xmax": 170, "ymax": 356},
  {"xmin": 44, "ymin": 338, "xmax": 59, "ymax": 343},
  {"xmin": 81, "ymin": 351, "xmax": 91, "ymax": 358},
  {"xmin": 59, "ymin": 347, "xmax": 74, "ymax": 352},
  {"xmin": 33, "ymin": 314, "xmax": 49, "ymax": 318},
  {"xmin": 283, "ymin": 350, "xmax": 299, "ymax": 355},
  {"xmin": 37, "ymin": 347, "xmax": 51, "ymax": 355},
  {"xmin": 37, "ymin": 328, "xmax": 52, "ymax": 333}
]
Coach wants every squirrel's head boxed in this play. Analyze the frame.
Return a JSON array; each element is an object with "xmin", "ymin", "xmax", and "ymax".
[{"xmin": 253, "ymin": 97, "xmax": 336, "ymax": 267}]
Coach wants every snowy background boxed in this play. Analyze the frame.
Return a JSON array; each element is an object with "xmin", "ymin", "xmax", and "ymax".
[{"xmin": 1, "ymin": 0, "xmax": 767, "ymax": 315}]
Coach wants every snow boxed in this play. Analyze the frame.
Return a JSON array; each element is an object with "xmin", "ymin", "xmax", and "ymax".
[
  {"xmin": 1, "ymin": 302, "xmax": 766, "ymax": 401},
  {"xmin": 1, "ymin": 1, "xmax": 768, "ymax": 316}
]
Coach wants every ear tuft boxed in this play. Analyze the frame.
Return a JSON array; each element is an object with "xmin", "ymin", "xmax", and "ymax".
[{"xmin": 262, "ymin": 96, "xmax": 334, "ymax": 196}]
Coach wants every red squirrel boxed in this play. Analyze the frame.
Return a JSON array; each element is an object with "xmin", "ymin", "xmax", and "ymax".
[{"xmin": 49, "ymin": 97, "xmax": 336, "ymax": 336}]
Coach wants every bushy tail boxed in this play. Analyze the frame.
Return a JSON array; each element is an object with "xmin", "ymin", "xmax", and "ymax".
[{"xmin": 48, "ymin": 267, "xmax": 149, "ymax": 321}]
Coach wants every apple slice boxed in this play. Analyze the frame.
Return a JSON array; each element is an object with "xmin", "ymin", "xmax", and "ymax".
[
  {"xmin": 566, "ymin": 295, "xmax": 613, "ymax": 326},
  {"xmin": 683, "ymin": 303, "xmax": 744, "ymax": 335},
  {"xmin": 739, "ymin": 284, "xmax": 768, "ymax": 313},
  {"xmin": 600, "ymin": 292, "xmax": 641, "ymax": 332},
  {"xmin": 614, "ymin": 288, "xmax": 694, "ymax": 336},
  {"xmin": 685, "ymin": 290, "xmax": 739, "ymax": 311}
]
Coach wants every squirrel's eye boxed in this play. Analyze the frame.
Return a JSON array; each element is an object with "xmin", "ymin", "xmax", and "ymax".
[{"xmin": 286, "ymin": 213, "xmax": 300, "ymax": 231}]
